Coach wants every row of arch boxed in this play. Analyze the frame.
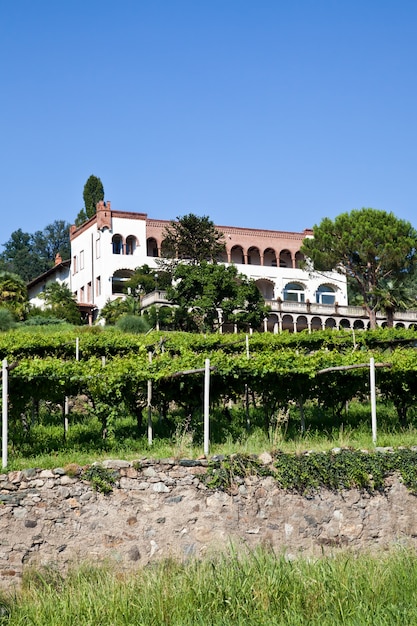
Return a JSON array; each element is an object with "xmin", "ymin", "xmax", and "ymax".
[
  {"xmin": 111, "ymin": 234, "xmax": 304, "ymax": 269},
  {"xmin": 146, "ymin": 237, "xmax": 304, "ymax": 268},
  {"xmin": 265, "ymin": 314, "xmax": 417, "ymax": 333},
  {"xmin": 112, "ymin": 234, "xmax": 138, "ymax": 255}
]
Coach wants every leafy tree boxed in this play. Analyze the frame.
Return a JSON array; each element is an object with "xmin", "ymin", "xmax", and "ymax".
[
  {"xmin": 167, "ymin": 261, "xmax": 267, "ymax": 332},
  {"xmin": 142, "ymin": 304, "xmax": 175, "ymax": 331},
  {"xmin": 125, "ymin": 265, "xmax": 171, "ymax": 295},
  {"xmin": 162, "ymin": 213, "xmax": 226, "ymax": 265},
  {"xmin": 41, "ymin": 282, "xmax": 82, "ymax": 325},
  {"xmin": 1, "ymin": 221, "xmax": 71, "ymax": 282},
  {"xmin": 0, "ymin": 229, "xmax": 44, "ymax": 281},
  {"xmin": 75, "ymin": 175, "xmax": 104, "ymax": 226},
  {"xmin": 99, "ymin": 296, "xmax": 139, "ymax": 325},
  {"xmin": 32, "ymin": 220, "xmax": 71, "ymax": 265},
  {"xmin": 301, "ymin": 208, "xmax": 417, "ymax": 329},
  {"xmin": 0, "ymin": 271, "xmax": 28, "ymax": 319}
]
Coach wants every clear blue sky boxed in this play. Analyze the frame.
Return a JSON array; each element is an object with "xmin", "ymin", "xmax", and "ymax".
[{"xmin": 1, "ymin": 0, "xmax": 417, "ymax": 249}]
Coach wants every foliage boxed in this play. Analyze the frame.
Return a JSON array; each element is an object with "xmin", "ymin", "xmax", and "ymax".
[
  {"xmin": 32, "ymin": 220, "xmax": 71, "ymax": 266},
  {"xmin": 75, "ymin": 174, "xmax": 104, "ymax": 225},
  {"xmin": 162, "ymin": 213, "xmax": 226, "ymax": 264},
  {"xmin": 206, "ymin": 449, "xmax": 417, "ymax": 495},
  {"xmin": 142, "ymin": 304, "xmax": 175, "ymax": 331},
  {"xmin": 0, "ymin": 270, "xmax": 28, "ymax": 319},
  {"xmin": 4, "ymin": 326, "xmax": 417, "ymax": 451},
  {"xmin": 0, "ymin": 222, "xmax": 71, "ymax": 282},
  {"xmin": 301, "ymin": 208, "xmax": 417, "ymax": 328},
  {"xmin": 22, "ymin": 310, "xmax": 66, "ymax": 326},
  {"xmin": 0, "ymin": 308, "xmax": 16, "ymax": 331},
  {"xmin": 115, "ymin": 314, "xmax": 150, "ymax": 334},
  {"xmin": 40, "ymin": 282, "xmax": 82, "ymax": 325},
  {"xmin": 125, "ymin": 264, "xmax": 171, "ymax": 294},
  {"xmin": 99, "ymin": 296, "xmax": 139, "ymax": 324},
  {"xmin": 167, "ymin": 261, "xmax": 268, "ymax": 332},
  {"xmin": 0, "ymin": 229, "xmax": 44, "ymax": 281},
  {"xmin": 82, "ymin": 465, "xmax": 116, "ymax": 494},
  {"xmin": 4, "ymin": 548, "xmax": 417, "ymax": 625}
]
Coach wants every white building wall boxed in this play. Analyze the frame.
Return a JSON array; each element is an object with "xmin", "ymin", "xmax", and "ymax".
[
  {"xmin": 234, "ymin": 264, "xmax": 347, "ymax": 305},
  {"xmin": 70, "ymin": 214, "xmax": 151, "ymax": 312},
  {"xmin": 68, "ymin": 210, "xmax": 348, "ymax": 318},
  {"xmin": 28, "ymin": 265, "xmax": 71, "ymax": 309}
]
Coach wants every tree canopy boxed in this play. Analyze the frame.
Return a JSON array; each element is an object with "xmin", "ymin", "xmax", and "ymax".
[
  {"xmin": 0, "ymin": 221, "xmax": 71, "ymax": 282},
  {"xmin": 0, "ymin": 271, "xmax": 28, "ymax": 320},
  {"xmin": 75, "ymin": 175, "xmax": 104, "ymax": 226},
  {"xmin": 167, "ymin": 261, "xmax": 267, "ymax": 332},
  {"xmin": 301, "ymin": 208, "xmax": 417, "ymax": 328},
  {"xmin": 125, "ymin": 265, "xmax": 171, "ymax": 295},
  {"xmin": 162, "ymin": 213, "xmax": 226, "ymax": 264},
  {"xmin": 40, "ymin": 282, "xmax": 82, "ymax": 325}
]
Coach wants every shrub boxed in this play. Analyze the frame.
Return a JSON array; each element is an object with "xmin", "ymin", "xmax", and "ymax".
[
  {"xmin": 0, "ymin": 308, "xmax": 16, "ymax": 331},
  {"xmin": 21, "ymin": 315, "xmax": 64, "ymax": 326},
  {"xmin": 115, "ymin": 314, "xmax": 150, "ymax": 334}
]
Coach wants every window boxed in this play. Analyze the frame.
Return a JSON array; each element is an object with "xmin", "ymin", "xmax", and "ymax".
[
  {"xmin": 112, "ymin": 235, "xmax": 123, "ymax": 254},
  {"xmin": 316, "ymin": 285, "xmax": 336, "ymax": 305},
  {"xmin": 283, "ymin": 282, "xmax": 305, "ymax": 303},
  {"xmin": 87, "ymin": 281, "xmax": 92, "ymax": 302},
  {"xmin": 96, "ymin": 238, "xmax": 101, "ymax": 258},
  {"xmin": 126, "ymin": 235, "xmax": 136, "ymax": 255},
  {"xmin": 72, "ymin": 255, "xmax": 77, "ymax": 274},
  {"xmin": 79, "ymin": 286, "xmax": 85, "ymax": 302},
  {"xmin": 80, "ymin": 250, "xmax": 84, "ymax": 270},
  {"xmin": 96, "ymin": 276, "xmax": 101, "ymax": 296}
]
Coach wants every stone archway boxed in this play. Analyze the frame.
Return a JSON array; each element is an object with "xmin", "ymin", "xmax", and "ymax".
[
  {"xmin": 282, "ymin": 314, "xmax": 294, "ymax": 332},
  {"xmin": 310, "ymin": 316, "xmax": 322, "ymax": 331},
  {"xmin": 256, "ymin": 279, "xmax": 274, "ymax": 300}
]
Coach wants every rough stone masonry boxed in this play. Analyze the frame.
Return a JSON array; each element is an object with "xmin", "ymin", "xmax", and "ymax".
[{"xmin": 1, "ymin": 454, "xmax": 417, "ymax": 589}]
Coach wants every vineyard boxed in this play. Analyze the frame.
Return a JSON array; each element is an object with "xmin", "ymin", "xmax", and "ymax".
[{"xmin": 1, "ymin": 325, "xmax": 417, "ymax": 462}]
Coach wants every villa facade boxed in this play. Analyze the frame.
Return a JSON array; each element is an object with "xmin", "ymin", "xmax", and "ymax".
[
  {"xmin": 27, "ymin": 200, "xmax": 417, "ymax": 331},
  {"xmin": 65, "ymin": 201, "xmax": 348, "ymax": 325}
]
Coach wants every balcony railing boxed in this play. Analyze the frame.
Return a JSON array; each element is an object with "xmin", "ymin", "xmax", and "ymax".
[{"xmin": 138, "ymin": 291, "xmax": 417, "ymax": 326}]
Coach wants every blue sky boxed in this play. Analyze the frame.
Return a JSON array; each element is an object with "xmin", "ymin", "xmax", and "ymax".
[{"xmin": 1, "ymin": 0, "xmax": 417, "ymax": 249}]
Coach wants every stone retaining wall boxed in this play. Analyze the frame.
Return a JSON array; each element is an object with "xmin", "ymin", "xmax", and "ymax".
[{"xmin": 1, "ymin": 456, "xmax": 417, "ymax": 589}]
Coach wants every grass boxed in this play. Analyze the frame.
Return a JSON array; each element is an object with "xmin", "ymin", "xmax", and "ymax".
[
  {"xmin": 2, "ymin": 400, "xmax": 417, "ymax": 623},
  {"xmin": 4, "ymin": 398, "xmax": 417, "ymax": 471},
  {"xmin": 1, "ymin": 547, "xmax": 417, "ymax": 624}
]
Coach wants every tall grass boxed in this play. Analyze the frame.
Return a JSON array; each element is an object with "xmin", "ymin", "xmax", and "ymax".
[
  {"xmin": 5, "ymin": 398, "xmax": 417, "ymax": 471},
  {"xmin": 1, "ymin": 547, "xmax": 417, "ymax": 625}
]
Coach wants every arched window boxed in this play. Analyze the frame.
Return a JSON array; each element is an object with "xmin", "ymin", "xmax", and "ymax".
[
  {"xmin": 279, "ymin": 249, "xmax": 292, "ymax": 268},
  {"xmin": 295, "ymin": 251, "xmax": 305, "ymax": 268},
  {"xmin": 263, "ymin": 248, "xmax": 277, "ymax": 267},
  {"xmin": 111, "ymin": 269, "xmax": 134, "ymax": 294},
  {"xmin": 283, "ymin": 282, "xmax": 305, "ymax": 303},
  {"xmin": 126, "ymin": 235, "xmax": 137, "ymax": 255},
  {"xmin": 247, "ymin": 246, "xmax": 261, "ymax": 265},
  {"xmin": 231, "ymin": 245, "xmax": 244, "ymax": 264},
  {"xmin": 316, "ymin": 284, "xmax": 336, "ymax": 305},
  {"xmin": 112, "ymin": 234, "xmax": 123, "ymax": 255},
  {"xmin": 256, "ymin": 279, "xmax": 274, "ymax": 300},
  {"xmin": 147, "ymin": 237, "xmax": 159, "ymax": 257}
]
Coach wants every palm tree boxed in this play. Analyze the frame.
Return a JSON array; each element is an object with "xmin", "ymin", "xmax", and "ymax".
[
  {"xmin": 374, "ymin": 276, "xmax": 417, "ymax": 327},
  {"xmin": 0, "ymin": 271, "xmax": 28, "ymax": 320},
  {"xmin": 41, "ymin": 282, "xmax": 81, "ymax": 324}
]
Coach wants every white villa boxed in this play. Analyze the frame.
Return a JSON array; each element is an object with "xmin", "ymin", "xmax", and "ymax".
[{"xmin": 30, "ymin": 200, "xmax": 417, "ymax": 331}]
